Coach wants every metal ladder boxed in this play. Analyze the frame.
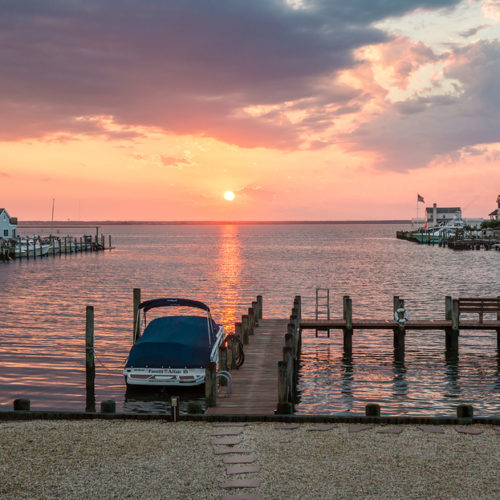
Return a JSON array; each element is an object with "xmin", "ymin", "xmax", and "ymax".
[{"xmin": 315, "ymin": 288, "xmax": 331, "ymax": 337}]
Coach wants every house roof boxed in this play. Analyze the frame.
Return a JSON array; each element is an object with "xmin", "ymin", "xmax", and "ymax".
[
  {"xmin": 425, "ymin": 207, "xmax": 461, "ymax": 213},
  {"xmin": 489, "ymin": 209, "xmax": 499, "ymax": 216}
]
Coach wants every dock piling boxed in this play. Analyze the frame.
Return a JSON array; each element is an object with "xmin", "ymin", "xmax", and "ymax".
[
  {"xmin": 256, "ymin": 295, "xmax": 263, "ymax": 320},
  {"xmin": 393, "ymin": 297, "xmax": 406, "ymax": 351},
  {"xmin": 100, "ymin": 400, "xmax": 116, "ymax": 414},
  {"xmin": 343, "ymin": 295, "xmax": 353, "ymax": 351},
  {"xmin": 205, "ymin": 362, "xmax": 217, "ymax": 407},
  {"xmin": 219, "ymin": 345, "xmax": 228, "ymax": 386},
  {"xmin": 13, "ymin": 398, "xmax": 30, "ymax": 411},
  {"xmin": 85, "ymin": 305, "xmax": 96, "ymax": 413},
  {"xmin": 242, "ymin": 315, "xmax": 250, "ymax": 345},
  {"xmin": 133, "ymin": 288, "xmax": 141, "ymax": 343}
]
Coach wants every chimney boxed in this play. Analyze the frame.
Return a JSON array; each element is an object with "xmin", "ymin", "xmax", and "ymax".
[{"xmin": 433, "ymin": 203, "xmax": 437, "ymax": 225}]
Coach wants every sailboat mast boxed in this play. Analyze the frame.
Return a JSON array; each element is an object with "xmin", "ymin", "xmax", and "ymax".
[{"xmin": 51, "ymin": 198, "xmax": 55, "ymax": 234}]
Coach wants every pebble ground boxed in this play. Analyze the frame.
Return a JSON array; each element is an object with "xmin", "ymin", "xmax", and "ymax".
[{"xmin": 1, "ymin": 420, "xmax": 499, "ymax": 499}]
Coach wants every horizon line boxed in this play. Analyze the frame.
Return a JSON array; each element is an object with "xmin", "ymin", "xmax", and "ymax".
[{"xmin": 19, "ymin": 219, "xmax": 411, "ymax": 226}]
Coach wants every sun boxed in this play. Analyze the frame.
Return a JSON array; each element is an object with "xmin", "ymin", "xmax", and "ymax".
[{"xmin": 224, "ymin": 191, "xmax": 235, "ymax": 201}]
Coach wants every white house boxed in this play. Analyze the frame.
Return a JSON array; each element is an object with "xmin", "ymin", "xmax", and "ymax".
[
  {"xmin": 425, "ymin": 203, "xmax": 461, "ymax": 226},
  {"xmin": 0, "ymin": 208, "xmax": 17, "ymax": 238}
]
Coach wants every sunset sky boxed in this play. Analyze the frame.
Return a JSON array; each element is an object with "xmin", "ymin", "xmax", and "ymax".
[{"xmin": 1, "ymin": 0, "xmax": 499, "ymax": 221}]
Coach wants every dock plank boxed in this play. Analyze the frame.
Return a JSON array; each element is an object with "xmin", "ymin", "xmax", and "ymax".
[{"xmin": 206, "ymin": 318, "xmax": 288, "ymax": 416}]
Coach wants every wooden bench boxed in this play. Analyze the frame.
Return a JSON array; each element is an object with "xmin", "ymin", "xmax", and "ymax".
[{"xmin": 458, "ymin": 297, "xmax": 500, "ymax": 323}]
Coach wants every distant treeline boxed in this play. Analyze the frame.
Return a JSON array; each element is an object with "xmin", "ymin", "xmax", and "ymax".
[{"xmin": 20, "ymin": 220, "xmax": 410, "ymax": 226}]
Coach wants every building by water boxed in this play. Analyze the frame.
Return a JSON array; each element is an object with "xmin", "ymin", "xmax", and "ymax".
[
  {"xmin": 488, "ymin": 195, "xmax": 500, "ymax": 221},
  {"xmin": 0, "ymin": 208, "xmax": 17, "ymax": 239}
]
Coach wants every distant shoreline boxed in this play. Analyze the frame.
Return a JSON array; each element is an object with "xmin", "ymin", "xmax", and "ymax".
[{"xmin": 19, "ymin": 219, "xmax": 411, "ymax": 226}]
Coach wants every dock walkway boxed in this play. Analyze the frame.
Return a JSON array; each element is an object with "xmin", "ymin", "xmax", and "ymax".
[
  {"xmin": 301, "ymin": 319, "xmax": 500, "ymax": 331},
  {"xmin": 206, "ymin": 318, "xmax": 288, "ymax": 416}
]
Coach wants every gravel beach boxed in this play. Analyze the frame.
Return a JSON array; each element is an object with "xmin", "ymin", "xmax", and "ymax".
[{"xmin": 1, "ymin": 420, "xmax": 499, "ymax": 499}]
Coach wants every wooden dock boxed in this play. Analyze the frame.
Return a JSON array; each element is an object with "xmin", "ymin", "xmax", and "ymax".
[
  {"xmin": 301, "ymin": 319, "xmax": 500, "ymax": 331},
  {"xmin": 201, "ymin": 295, "xmax": 500, "ymax": 416},
  {"xmin": 205, "ymin": 318, "xmax": 288, "ymax": 416}
]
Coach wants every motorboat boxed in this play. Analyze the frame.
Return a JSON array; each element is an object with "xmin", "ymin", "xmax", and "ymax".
[
  {"xmin": 14, "ymin": 238, "xmax": 51, "ymax": 257},
  {"xmin": 123, "ymin": 298, "xmax": 226, "ymax": 387}
]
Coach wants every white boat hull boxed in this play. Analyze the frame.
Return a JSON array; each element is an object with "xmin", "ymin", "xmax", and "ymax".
[{"xmin": 124, "ymin": 367, "xmax": 207, "ymax": 387}]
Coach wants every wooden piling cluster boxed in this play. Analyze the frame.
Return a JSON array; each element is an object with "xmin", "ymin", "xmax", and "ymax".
[
  {"xmin": 205, "ymin": 295, "xmax": 263, "ymax": 408},
  {"xmin": 277, "ymin": 296, "xmax": 302, "ymax": 414}
]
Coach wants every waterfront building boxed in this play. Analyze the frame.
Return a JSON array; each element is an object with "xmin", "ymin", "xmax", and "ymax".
[
  {"xmin": 425, "ymin": 203, "xmax": 461, "ymax": 226},
  {"xmin": 0, "ymin": 208, "xmax": 17, "ymax": 238},
  {"xmin": 488, "ymin": 195, "xmax": 500, "ymax": 221}
]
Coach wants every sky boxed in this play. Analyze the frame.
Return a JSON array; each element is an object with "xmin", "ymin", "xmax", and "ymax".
[{"xmin": 1, "ymin": 0, "xmax": 499, "ymax": 221}]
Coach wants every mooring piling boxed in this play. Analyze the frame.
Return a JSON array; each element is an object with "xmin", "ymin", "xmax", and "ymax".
[
  {"xmin": 85, "ymin": 305, "xmax": 96, "ymax": 413},
  {"xmin": 13, "ymin": 398, "xmax": 30, "ymax": 411},
  {"xmin": 343, "ymin": 295, "xmax": 353, "ymax": 351},
  {"xmin": 133, "ymin": 288, "xmax": 141, "ymax": 343},
  {"xmin": 205, "ymin": 361, "xmax": 217, "ymax": 407},
  {"xmin": 241, "ymin": 315, "xmax": 250, "ymax": 345}
]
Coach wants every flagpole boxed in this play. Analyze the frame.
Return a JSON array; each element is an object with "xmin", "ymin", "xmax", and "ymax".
[{"xmin": 416, "ymin": 197, "xmax": 419, "ymax": 228}]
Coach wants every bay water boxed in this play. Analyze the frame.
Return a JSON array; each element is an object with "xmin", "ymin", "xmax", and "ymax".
[{"xmin": 0, "ymin": 223, "xmax": 498, "ymax": 416}]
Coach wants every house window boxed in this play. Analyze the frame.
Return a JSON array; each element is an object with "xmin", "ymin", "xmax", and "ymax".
[{"xmin": 3, "ymin": 230, "xmax": 8, "ymax": 237}]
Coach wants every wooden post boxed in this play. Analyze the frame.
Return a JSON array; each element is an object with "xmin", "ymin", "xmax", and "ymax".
[
  {"xmin": 133, "ymin": 288, "xmax": 141, "ymax": 343},
  {"xmin": 393, "ymin": 298, "xmax": 406, "ymax": 351},
  {"xmin": 205, "ymin": 361, "xmax": 217, "ymax": 407},
  {"xmin": 256, "ymin": 295, "xmax": 263, "ymax": 320},
  {"xmin": 248, "ymin": 307, "xmax": 255, "ymax": 335},
  {"xmin": 242, "ymin": 315, "xmax": 250, "ymax": 345},
  {"xmin": 64, "ymin": 236, "xmax": 68, "ymax": 255},
  {"xmin": 226, "ymin": 337, "xmax": 233, "ymax": 371},
  {"xmin": 446, "ymin": 299, "xmax": 460, "ymax": 352},
  {"xmin": 219, "ymin": 345, "xmax": 228, "ymax": 386},
  {"xmin": 287, "ymin": 323, "xmax": 296, "ymax": 357},
  {"xmin": 252, "ymin": 301, "xmax": 259, "ymax": 326},
  {"xmin": 343, "ymin": 295, "xmax": 353, "ymax": 351},
  {"xmin": 445, "ymin": 296, "xmax": 452, "ymax": 321},
  {"xmin": 109, "ymin": 234, "xmax": 112, "ymax": 250},
  {"xmin": 457, "ymin": 404, "xmax": 473, "ymax": 424},
  {"xmin": 13, "ymin": 399, "xmax": 30, "ymax": 411},
  {"xmin": 234, "ymin": 322, "xmax": 242, "ymax": 366},
  {"xmin": 365, "ymin": 403, "xmax": 380, "ymax": 417},
  {"xmin": 101, "ymin": 400, "xmax": 116, "ymax": 414},
  {"xmin": 85, "ymin": 305, "xmax": 96, "ymax": 413},
  {"xmin": 277, "ymin": 361, "xmax": 293, "ymax": 414},
  {"xmin": 294, "ymin": 295, "xmax": 302, "ymax": 322}
]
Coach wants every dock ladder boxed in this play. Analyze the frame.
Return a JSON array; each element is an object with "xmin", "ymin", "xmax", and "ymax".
[{"xmin": 315, "ymin": 288, "xmax": 331, "ymax": 337}]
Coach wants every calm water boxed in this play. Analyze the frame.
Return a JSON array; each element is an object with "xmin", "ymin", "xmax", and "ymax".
[{"xmin": 0, "ymin": 223, "xmax": 499, "ymax": 416}]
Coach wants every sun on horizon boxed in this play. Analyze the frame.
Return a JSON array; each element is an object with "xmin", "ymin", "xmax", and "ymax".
[{"xmin": 224, "ymin": 191, "xmax": 235, "ymax": 201}]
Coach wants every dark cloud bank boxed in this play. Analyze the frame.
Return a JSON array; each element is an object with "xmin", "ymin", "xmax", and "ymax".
[{"xmin": 1, "ymin": 0, "xmax": 497, "ymax": 170}]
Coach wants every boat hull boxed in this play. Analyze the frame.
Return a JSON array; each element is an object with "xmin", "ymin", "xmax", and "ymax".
[{"xmin": 124, "ymin": 367, "xmax": 207, "ymax": 387}]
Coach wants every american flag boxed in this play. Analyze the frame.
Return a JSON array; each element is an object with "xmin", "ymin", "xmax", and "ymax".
[{"xmin": 417, "ymin": 194, "xmax": 425, "ymax": 203}]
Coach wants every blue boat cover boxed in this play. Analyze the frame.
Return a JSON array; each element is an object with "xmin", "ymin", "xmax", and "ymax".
[
  {"xmin": 125, "ymin": 316, "xmax": 218, "ymax": 369},
  {"xmin": 139, "ymin": 298, "xmax": 210, "ymax": 313}
]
